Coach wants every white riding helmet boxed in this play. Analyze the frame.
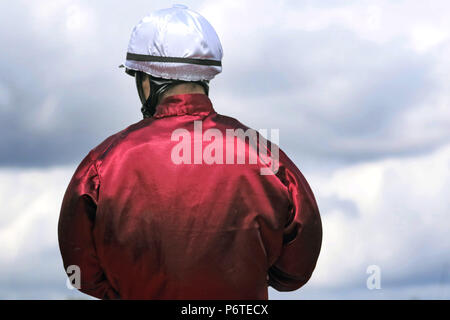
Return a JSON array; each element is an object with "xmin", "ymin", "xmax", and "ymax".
[{"xmin": 123, "ymin": 4, "xmax": 223, "ymax": 82}]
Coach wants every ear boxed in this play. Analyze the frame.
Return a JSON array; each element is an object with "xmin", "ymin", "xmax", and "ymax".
[{"xmin": 142, "ymin": 75, "xmax": 151, "ymax": 100}]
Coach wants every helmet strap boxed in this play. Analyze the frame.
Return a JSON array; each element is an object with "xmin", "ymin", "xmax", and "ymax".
[{"xmin": 135, "ymin": 72, "xmax": 210, "ymax": 119}]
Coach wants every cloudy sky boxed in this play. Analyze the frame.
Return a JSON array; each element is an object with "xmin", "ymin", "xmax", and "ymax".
[{"xmin": 0, "ymin": 0, "xmax": 449, "ymax": 299}]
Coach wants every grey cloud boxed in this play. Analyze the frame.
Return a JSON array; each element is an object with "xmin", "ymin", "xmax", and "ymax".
[
  {"xmin": 1, "ymin": 1, "xmax": 449, "ymax": 167},
  {"xmin": 0, "ymin": 246, "xmax": 89, "ymax": 299},
  {"xmin": 0, "ymin": 0, "xmax": 182, "ymax": 167},
  {"xmin": 218, "ymin": 27, "xmax": 449, "ymax": 163}
]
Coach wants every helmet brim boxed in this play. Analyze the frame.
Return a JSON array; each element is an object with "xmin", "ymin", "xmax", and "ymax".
[{"xmin": 119, "ymin": 64, "xmax": 137, "ymax": 77}]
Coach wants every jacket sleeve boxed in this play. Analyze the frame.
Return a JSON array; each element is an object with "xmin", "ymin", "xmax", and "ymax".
[
  {"xmin": 58, "ymin": 152, "xmax": 119, "ymax": 299},
  {"xmin": 268, "ymin": 152, "xmax": 323, "ymax": 291}
]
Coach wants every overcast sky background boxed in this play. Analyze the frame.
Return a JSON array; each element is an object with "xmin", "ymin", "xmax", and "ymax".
[{"xmin": 0, "ymin": 0, "xmax": 449, "ymax": 299}]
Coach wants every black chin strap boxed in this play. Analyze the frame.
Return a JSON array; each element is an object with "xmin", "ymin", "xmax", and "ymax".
[{"xmin": 135, "ymin": 72, "xmax": 210, "ymax": 119}]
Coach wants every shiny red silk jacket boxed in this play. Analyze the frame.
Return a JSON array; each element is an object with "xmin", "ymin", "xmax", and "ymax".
[{"xmin": 58, "ymin": 94, "xmax": 322, "ymax": 300}]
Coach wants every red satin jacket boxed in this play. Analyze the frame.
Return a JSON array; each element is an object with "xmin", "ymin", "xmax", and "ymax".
[{"xmin": 58, "ymin": 93, "xmax": 322, "ymax": 299}]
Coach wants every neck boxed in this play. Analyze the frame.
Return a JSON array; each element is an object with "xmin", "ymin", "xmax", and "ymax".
[{"xmin": 160, "ymin": 83, "xmax": 206, "ymax": 102}]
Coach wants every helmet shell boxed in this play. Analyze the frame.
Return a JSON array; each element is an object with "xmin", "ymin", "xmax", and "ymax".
[{"xmin": 124, "ymin": 5, "xmax": 223, "ymax": 81}]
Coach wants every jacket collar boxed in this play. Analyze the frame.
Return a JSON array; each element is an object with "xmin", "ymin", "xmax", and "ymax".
[{"xmin": 153, "ymin": 93, "xmax": 215, "ymax": 119}]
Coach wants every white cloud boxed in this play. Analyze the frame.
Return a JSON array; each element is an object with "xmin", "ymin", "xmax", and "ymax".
[
  {"xmin": 0, "ymin": 166, "xmax": 89, "ymax": 299},
  {"xmin": 0, "ymin": 167, "xmax": 72, "ymax": 263},
  {"xmin": 270, "ymin": 142, "xmax": 450, "ymax": 299},
  {"xmin": 1, "ymin": 145, "xmax": 449, "ymax": 299}
]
